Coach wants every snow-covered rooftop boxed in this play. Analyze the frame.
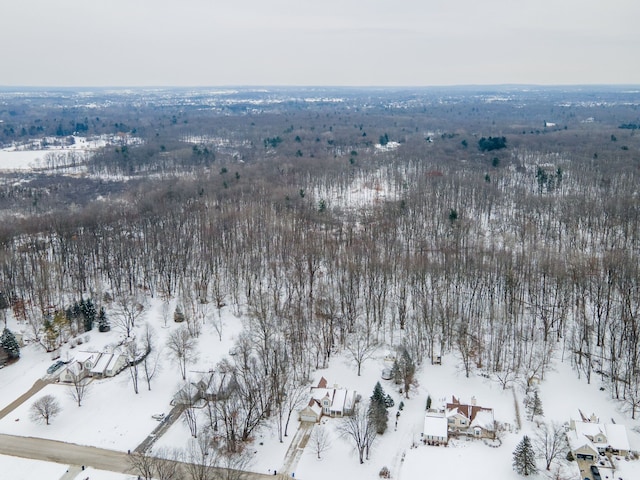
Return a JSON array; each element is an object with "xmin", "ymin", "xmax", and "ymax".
[{"xmin": 423, "ymin": 411, "xmax": 447, "ymax": 438}]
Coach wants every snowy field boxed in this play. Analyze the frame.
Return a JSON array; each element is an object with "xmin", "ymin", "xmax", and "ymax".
[
  {"xmin": 0, "ymin": 454, "xmax": 68, "ymax": 480},
  {"xmin": 0, "ymin": 134, "xmax": 141, "ymax": 171},
  {"xmin": 1, "ymin": 295, "xmax": 640, "ymax": 480},
  {"xmin": 0, "ymin": 455, "xmax": 138, "ymax": 480}
]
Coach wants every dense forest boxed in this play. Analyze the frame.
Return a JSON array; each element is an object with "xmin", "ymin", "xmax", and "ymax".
[{"xmin": 1, "ymin": 86, "xmax": 640, "ymax": 432}]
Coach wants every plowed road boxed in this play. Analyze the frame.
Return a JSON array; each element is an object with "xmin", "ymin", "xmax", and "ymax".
[{"xmin": 0, "ymin": 433, "xmax": 277, "ymax": 479}]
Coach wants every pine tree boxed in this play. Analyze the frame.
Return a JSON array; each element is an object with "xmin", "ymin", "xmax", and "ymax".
[
  {"xmin": 393, "ymin": 347, "xmax": 416, "ymax": 398},
  {"xmin": 81, "ymin": 299, "xmax": 97, "ymax": 332},
  {"xmin": 527, "ymin": 390, "xmax": 544, "ymax": 420},
  {"xmin": 513, "ymin": 435, "xmax": 538, "ymax": 476},
  {"xmin": 368, "ymin": 382, "xmax": 389, "ymax": 434},
  {"xmin": 98, "ymin": 307, "xmax": 110, "ymax": 332},
  {"xmin": 1, "ymin": 328, "xmax": 20, "ymax": 359},
  {"xmin": 532, "ymin": 391, "xmax": 543, "ymax": 417}
]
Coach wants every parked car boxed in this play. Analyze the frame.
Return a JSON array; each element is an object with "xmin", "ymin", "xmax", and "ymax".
[
  {"xmin": 151, "ymin": 413, "xmax": 166, "ymax": 421},
  {"xmin": 381, "ymin": 368, "xmax": 393, "ymax": 380},
  {"xmin": 590, "ymin": 465, "xmax": 602, "ymax": 480},
  {"xmin": 47, "ymin": 360, "xmax": 65, "ymax": 375}
]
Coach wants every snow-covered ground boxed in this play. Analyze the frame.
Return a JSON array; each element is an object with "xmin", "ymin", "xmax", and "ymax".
[
  {"xmin": 0, "ymin": 454, "xmax": 68, "ymax": 480},
  {"xmin": 0, "ymin": 134, "xmax": 142, "ymax": 171},
  {"xmin": 1, "ymin": 296, "xmax": 639, "ymax": 480}
]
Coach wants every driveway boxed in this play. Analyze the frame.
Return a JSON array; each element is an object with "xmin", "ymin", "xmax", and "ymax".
[{"xmin": 0, "ymin": 378, "xmax": 51, "ymax": 420}]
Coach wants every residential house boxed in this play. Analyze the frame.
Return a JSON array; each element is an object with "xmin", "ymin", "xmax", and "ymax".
[
  {"xmin": 446, "ymin": 395, "xmax": 495, "ymax": 439},
  {"xmin": 569, "ymin": 412, "xmax": 630, "ymax": 457},
  {"xmin": 423, "ymin": 409, "xmax": 448, "ymax": 445},
  {"xmin": 59, "ymin": 351, "xmax": 126, "ymax": 382},
  {"xmin": 58, "ymin": 351, "xmax": 99, "ymax": 383},
  {"xmin": 90, "ymin": 353, "xmax": 113, "ymax": 378},
  {"xmin": 104, "ymin": 353, "xmax": 127, "ymax": 377},
  {"xmin": 567, "ymin": 429, "xmax": 599, "ymax": 461},
  {"xmin": 299, "ymin": 399, "xmax": 324, "ymax": 423},
  {"xmin": 299, "ymin": 377, "xmax": 357, "ymax": 422}
]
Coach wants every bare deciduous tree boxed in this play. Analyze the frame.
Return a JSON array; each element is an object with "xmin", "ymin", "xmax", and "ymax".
[
  {"xmin": 152, "ymin": 447, "xmax": 182, "ymax": 480},
  {"xmin": 345, "ymin": 330, "xmax": 377, "ymax": 376},
  {"xmin": 68, "ymin": 375, "xmax": 91, "ymax": 407},
  {"xmin": 534, "ymin": 421, "xmax": 569, "ymax": 471},
  {"xmin": 310, "ymin": 425, "xmax": 331, "ymax": 459},
  {"xmin": 337, "ymin": 402, "xmax": 376, "ymax": 464},
  {"xmin": 30, "ymin": 394, "xmax": 61, "ymax": 425},
  {"xmin": 128, "ymin": 451, "xmax": 155, "ymax": 480},
  {"xmin": 141, "ymin": 323, "xmax": 160, "ymax": 390},
  {"xmin": 166, "ymin": 326, "xmax": 198, "ymax": 380},
  {"xmin": 112, "ymin": 294, "xmax": 145, "ymax": 338}
]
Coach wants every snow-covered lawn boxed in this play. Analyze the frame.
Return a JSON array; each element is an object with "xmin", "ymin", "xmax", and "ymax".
[
  {"xmin": 2, "ymin": 297, "xmax": 640, "ymax": 480},
  {"xmin": 0, "ymin": 134, "xmax": 142, "ymax": 171},
  {"xmin": 0, "ymin": 379, "xmax": 172, "ymax": 451},
  {"xmin": 0, "ymin": 454, "xmax": 68, "ymax": 480},
  {"xmin": 293, "ymin": 350, "xmax": 640, "ymax": 480},
  {"xmin": 0, "ymin": 298, "xmax": 243, "ymax": 453}
]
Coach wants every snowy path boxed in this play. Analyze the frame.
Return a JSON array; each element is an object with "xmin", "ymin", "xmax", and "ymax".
[
  {"xmin": 58, "ymin": 465, "xmax": 82, "ymax": 480},
  {"xmin": 279, "ymin": 421, "xmax": 314, "ymax": 476},
  {"xmin": 0, "ymin": 378, "xmax": 51, "ymax": 420},
  {"xmin": 134, "ymin": 403, "xmax": 185, "ymax": 453}
]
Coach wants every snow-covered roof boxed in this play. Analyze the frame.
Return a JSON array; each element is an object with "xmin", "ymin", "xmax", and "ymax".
[
  {"xmin": 106, "ymin": 353, "xmax": 123, "ymax": 372},
  {"xmin": 575, "ymin": 421, "xmax": 605, "ymax": 439},
  {"xmin": 74, "ymin": 351, "xmax": 97, "ymax": 363},
  {"xmin": 423, "ymin": 411, "xmax": 448, "ymax": 438},
  {"xmin": 90, "ymin": 353, "xmax": 111, "ymax": 374},
  {"xmin": 62, "ymin": 362, "xmax": 83, "ymax": 377},
  {"xmin": 470, "ymin": 409, "xmax": 495, "ymax": 431},
  {"xmin": 308, "ymin": 401, "xmax": 322, "ymax": 416},
  {"xmin": 604, "ymin": 424, "xmax": 630, "ymax": 451},
  {"xmin": 309, "ymin": 380, "xmax": 356, "ymax": 415},
  {"xmin": 571, "ymin": 420, "xmax": 630, "ymax": 452},
  {"xmin": 311, "ymin": 388, "xmax": 333, "ymax": 402},
  {"xmin": 344, "ymin": 390, "xmax": 356, "ymax": 411},
  {"xmin": 567, "ymin": 429, "xmax": 597, "ymax": 453},
  {"xmin": 332, "ymin": 389, "xmax": 347, "ymax": 412},
  {"xmin": 446, "ymin": 396, "xmax": 493, "ymax": 423}
]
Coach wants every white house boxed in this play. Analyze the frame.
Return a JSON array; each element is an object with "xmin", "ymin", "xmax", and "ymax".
[
  {"xmin": 59, "ymin": 351, "xmax": 126, "ymax": 382},
  {"xmin": 90, "ymin": 353, "xmax": 112, "ymax": 378},
  {"xmin": 423, "ymin": 409, "xmax": 448, "ymax": 445},
  {"xmin": 299, "ymin": 399, "xmax": 323, "ymax": 423},
  {"xmin": 299, "ymin": 377, "xmax": 357, "ymax": 422},
  {"xmin": 446, "ymin": 395, "xmax": 495, "ymax": 439},
  {"xmin": 58, "ymin": 351, "xmax": 99, "ymax": 383},
  {"xmin": 569, "ymin": 413, "xmax": 630, "ymax": 457},
  {"xmin": 104, "ymin": 353, "xmax": 127, "ymax": 377}
]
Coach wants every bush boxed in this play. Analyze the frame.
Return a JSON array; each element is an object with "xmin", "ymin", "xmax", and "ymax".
[
  {"xmin": 379, "ymin": 466, "xmax": 391, "ymax": 478},
  {"xmin": 478, "ymin": 136, "xmax": 507, "ymax": 152}
]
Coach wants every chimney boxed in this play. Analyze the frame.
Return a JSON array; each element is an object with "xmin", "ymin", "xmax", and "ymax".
[{"xmin": 471, "ymin": 396, "xmax": 477, "ymax": 406}]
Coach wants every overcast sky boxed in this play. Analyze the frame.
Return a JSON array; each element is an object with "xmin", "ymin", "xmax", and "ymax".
[{"xmin": 2, "ymin": 0, "xmax": 639, "ymax": 87}]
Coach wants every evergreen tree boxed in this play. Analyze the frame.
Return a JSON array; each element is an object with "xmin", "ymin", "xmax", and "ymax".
[
  {"xmin": 393, "ymin": 347, "xmax": 416, "ymax": 398},
  {"xmin": 368, "ymin": 382, "xmax": 389, "ymax": 434},
  {"xmin": 80, "ymin": 299, "xmax": 96, "ymax": 332},
  {"xmin": 98, "ymin": 307, "xmax": 110, "ymax": 332},
  {"xmin": 527, "ymin": 390, "xmax": 544, "ymax": 420},
  {"xmin": 1, "ymin": 328, "xmax": 20, "ymax": 359},
  {"xmin": 513, "ymin": 435, "xmax": 537, "ymax": 476}
]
